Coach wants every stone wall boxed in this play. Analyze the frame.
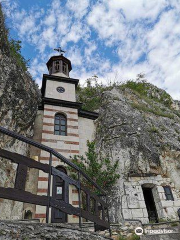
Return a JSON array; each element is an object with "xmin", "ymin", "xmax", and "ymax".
[
  {"xmin": 0, "ymin": 221, "xmax": 111, "ymax": 240},
  {"xmin": 122, "ymin": 175, "xmax": 180, "ymax": 223}
]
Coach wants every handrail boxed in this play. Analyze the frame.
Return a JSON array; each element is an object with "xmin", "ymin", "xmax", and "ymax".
[{"xmin": 0, "ymin": 126, "xmax": 106, "ymax": 194}]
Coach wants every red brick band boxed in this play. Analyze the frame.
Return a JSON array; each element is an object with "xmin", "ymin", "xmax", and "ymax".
[
  {"xmin": 68, "ymin": 118, "xmax": 78, "ymax": 122},
  {"xmin": 64, "ymin": 141, "xmax": 79, "ymax": 145},
  {"xmin": 44, "ymin": 108, "xmax": 77, "ymax": 115},
  {"xmin": 44, "ymin": 115, "xmax": 78, "ymax": 122},
  {"xmin": 54, "ymin": 149, "xmax": 79, "ymax": 154},
  {"xmin": 44, "ymin": 115, "xmax": 54, "ymax": 119},
  {"xmin": 35, "ymin": 214, "xmax": 46, "ymax": 218},
  {"xmin": 43, "ymin": 123, "xmax": 78, "ymax": 129},
  {"xmin": 41, "ymin": 139, "xmax": 79, "ymax": 145},
  {"xmin": 42, "ymin": 130, "xmax": 79, "ymax": 137},
  {"xmin": 37, "ymin": 189, "xmax": 48, "ymax": 193},
  {"xmin": 41, "ymin": 138, "xmax": 57, "ymax": 143},
  {"xmin": 39, "ymin": 157, "xmax": 59, "ymax": 161},
  {"xmin": 38, "ymin": 177, "xmax": 48, "ymax": 181},
  {"xmin": 43, "ymin": 122, "xmax": 54, "ymax": 126},
  {"xmin": 72, "ymin": 189, "xmax": 79, "ymax": 193},
  {"xmin": 42, "ymin": 130, "xmax": 54, "ymax": 134}
]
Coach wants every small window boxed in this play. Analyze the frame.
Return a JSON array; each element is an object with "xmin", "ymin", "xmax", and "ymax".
[
  {"xmin": 163, "ymin": 186, "xmax": 174, "ymax": 201},
  {"xmin": 55, "ymin": 61, "xmax": 60, "ymax": 72},
  {"xmin": 62, "ymin": 62, "xmax": 67, "ymax": 74},
  {"xmin": 54, "ymin": 114, "xmax": 67, "ymax": 136}
]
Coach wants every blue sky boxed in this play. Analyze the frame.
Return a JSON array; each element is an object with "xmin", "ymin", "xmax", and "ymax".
[{"xmin": 1, "ymin": 0, "xmax": 180, "ymax": 99}]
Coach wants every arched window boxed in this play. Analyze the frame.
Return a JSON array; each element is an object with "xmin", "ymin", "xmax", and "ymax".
[
  {"xmin": 62, "ymin": 62, "xmax": 67, "ymax": 74},
  {"xmin": 54, "ymin": 114, "xmax": 67, "ymax": 136},
  {"xmin": 55, "ymin": 60, "xmax": 60, "ymax": 72}
]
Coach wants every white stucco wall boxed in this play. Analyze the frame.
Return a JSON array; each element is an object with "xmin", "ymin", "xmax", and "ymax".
[
  {"xmin": 78, "ymin": 117, "xmax": 96, "ymax": 156},
  {"xmin": 45, "ymin": 80, "xmax": 76, "ymax": 102}
]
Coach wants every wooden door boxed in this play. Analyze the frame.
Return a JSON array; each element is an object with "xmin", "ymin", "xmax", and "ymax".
[{"xmin": 51, "ymin": 166, "xmax": 68, "ymax": 223}]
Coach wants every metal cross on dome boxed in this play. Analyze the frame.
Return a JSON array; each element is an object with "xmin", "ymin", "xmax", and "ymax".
[{"xmin": 54, "ymin": 47, "xmax": 66, "ymax": 55}]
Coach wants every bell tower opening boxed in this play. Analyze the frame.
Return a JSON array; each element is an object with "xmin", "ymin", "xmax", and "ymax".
[{"xmin": 46, "ymin": 48, "xmax": 72, "ymax": 78}]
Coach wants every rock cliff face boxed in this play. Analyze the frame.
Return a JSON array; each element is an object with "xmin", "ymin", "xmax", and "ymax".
[
  {"xmin": 96, "ymin": 82, "xmax": 180, "ymax": 223},
  {"xmin": 0, "ymin": 4, "xmax": 40, "ymax": 219}
]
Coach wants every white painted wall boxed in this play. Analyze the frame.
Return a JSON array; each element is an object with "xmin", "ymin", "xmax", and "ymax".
[
  {"xmin": 78, "ymin": 117, "xmax": 96, "ymax": 156},
  {"xmin": 45, "ymin": 80, "xmax": 76, "ymax": 102}
]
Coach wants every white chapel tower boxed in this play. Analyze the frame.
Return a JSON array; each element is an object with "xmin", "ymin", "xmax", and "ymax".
[{"xmin": 32, "ymin": 50, "xmax": 98, "ymax": 223}]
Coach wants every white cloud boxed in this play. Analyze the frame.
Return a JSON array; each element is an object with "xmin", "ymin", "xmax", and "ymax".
[
  {"xmin": 67, "ymin": 47, "xmax": 83, "ymax": 66},
  {"xmin": 66, "ymin": 0, "xmax": 89, "ymax": 19},
  {"xmin": 61, "ymin": 22, "xmax": 89, "ymax": 46},
  {"xmin": 44, "ymin": 13, "xmax": 56, "ymax": 27},
  {"xmin": 3, "ymin": 0, "xmax": 180, "ymax": 100},
  {"xmin": 87, "ymin": 3, "xmax": 126, "ymax": 45},
  {"xmin": 107, "ymin": 0, "xmax": 168, "ymax": 21}
]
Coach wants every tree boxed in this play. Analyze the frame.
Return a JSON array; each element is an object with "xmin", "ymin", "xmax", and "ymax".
[
  {"xmin": 9, "ymin": 39, "xmax": 29, "ymax": 71},
  {"xmin": 70, "ymin": 140, "xmax": 120, "ymax": 193}
]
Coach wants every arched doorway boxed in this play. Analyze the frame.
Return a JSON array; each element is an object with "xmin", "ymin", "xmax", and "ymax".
[
  {"xmin": 51, "ymin": 166, "xmax": 69, "ymax": 223},
  {"xmin": 142, "ymin": 183, "xmax": 158, "ymax": 223}
]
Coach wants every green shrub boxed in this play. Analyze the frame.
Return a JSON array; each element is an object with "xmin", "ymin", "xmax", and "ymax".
[
  {"xmin": 131, "ymin": 102, "xmax": 174, "ymax": 119},
  {"xmin": 69, "ymin": 140, "xmax": 120, "ymax": 193},
  {"xmin": 119, "ymin": 234, "xmax": 140, "ymax": 240},
  {"xmin": 9, "ymin": 39, "xmax": 29, "ymax": 71},
  {"xmin": 149, "ymin": 126, "xmax": 159, "ymax": 134},
  {"xmin": 0, "ymin": 4, "xmax": 29, "ymax": 71},
  {"xmin": 121, "ymin": 80, "xmax": 173, "ymax": 108}
]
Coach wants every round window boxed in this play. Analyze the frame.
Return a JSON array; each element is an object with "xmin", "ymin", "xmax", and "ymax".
[{"xmin": 56, "ymin": 87, "xmax": 65, "ymax": 93}]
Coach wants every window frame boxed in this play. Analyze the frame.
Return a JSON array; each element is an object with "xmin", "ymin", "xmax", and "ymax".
[
  {"xmin": 62, "ymin": 62, "xmax": 67, "ymax": 74},
  {"xmin": 163, "ymin": 186, "xmax": 174, "ymax": 201},
  {"xmin": 55, "ymin": 60, "xmax": 60, "ymax": 72},
  {"xmin": 54, "ymin": 113, "xmax": 67, "ymax": 136}
]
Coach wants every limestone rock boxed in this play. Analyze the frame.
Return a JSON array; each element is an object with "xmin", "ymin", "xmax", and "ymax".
[
  {"xmin": 0, "ymin": 4, "xmax": 40, "ymax": 220},
  {"xmin": 96, "ymin": 84, "xmax": 180, "ymax": 222}
]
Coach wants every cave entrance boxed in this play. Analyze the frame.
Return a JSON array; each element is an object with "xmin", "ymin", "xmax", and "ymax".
[{"xmin": 142, "ymin": 187, "xmax": 158, "ymax": 223}]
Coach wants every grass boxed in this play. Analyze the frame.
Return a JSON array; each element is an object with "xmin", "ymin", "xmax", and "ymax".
[
  {"xmin": 171, "ymin": 222, "xmax": 179, "ymax": 227},
  {"xmin": 119, "ymin": 234, "xmax": 140, "ymax": 240},
  {"xmin": 149, "ymin": 126, "xmax": 159, "ymax": 134},
  {"xmin": 77, "ymin": 79, "xmax": 175, "ymax": 114},
  {"xmin": 131, "ymin": 102, "xmax": 174, "ymax": 119},
  {"xmin": 120, "ymin": 80, "xmax": 173, "ymax": 108}
]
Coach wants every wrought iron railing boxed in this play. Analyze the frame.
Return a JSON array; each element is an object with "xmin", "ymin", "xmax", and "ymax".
[{"xmin": 0, "ymin": 126, "xmax": 111, "ymax": 233}]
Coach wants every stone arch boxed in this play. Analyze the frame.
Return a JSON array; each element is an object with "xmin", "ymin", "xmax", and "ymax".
[{"xmin": 142, "ymin": 183, "xmax": 155, "ymax": 189}]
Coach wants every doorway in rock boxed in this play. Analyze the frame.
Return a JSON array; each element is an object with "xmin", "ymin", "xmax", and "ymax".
[
  {"xmin": 142, "ymin": 187, "xmax": 158, "ymax": 223},
  {"xmin": 51, "ymin": 166, "xmax": 69, "ymax": 223}
]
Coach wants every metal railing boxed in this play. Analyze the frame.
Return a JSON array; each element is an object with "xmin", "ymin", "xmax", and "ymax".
[{"xmin": 0, "ymin": 126, "xmax": 111, "ymax": 233}]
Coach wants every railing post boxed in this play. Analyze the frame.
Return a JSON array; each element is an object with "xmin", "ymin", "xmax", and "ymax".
[
  {"xmin": 106, "ymin": 194, "xmax": 112, "ymax": 237},
  {"xmin": 46, "ymin": 152, "xmax": 52, "ymax": 223},
  {"xmin": 78, "ymin": 171, "xmax": 82, "ymax": 228}
]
